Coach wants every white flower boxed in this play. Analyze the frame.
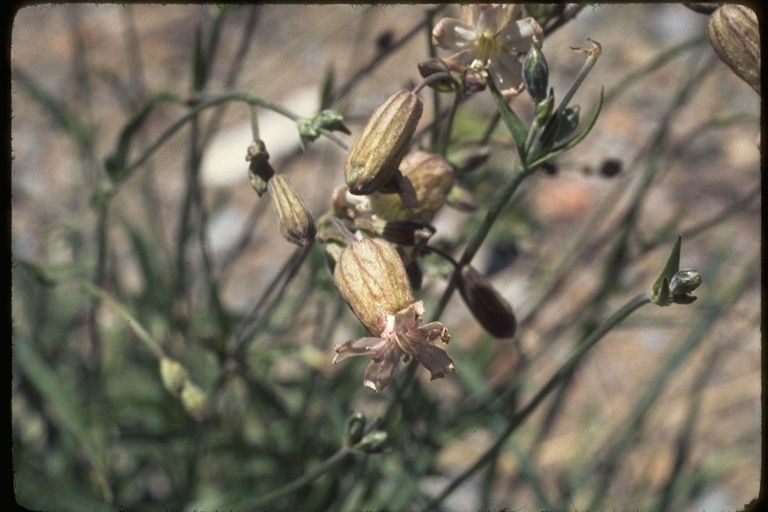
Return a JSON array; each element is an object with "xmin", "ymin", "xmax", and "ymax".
[{"xmin": 432, "ymin": 4, "xmax": 543, "ymax": 98}]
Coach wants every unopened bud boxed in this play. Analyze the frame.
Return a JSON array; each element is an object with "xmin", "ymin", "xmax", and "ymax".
[
  {"xmin": 708, "ymin": 5, "xmax": 760, "ymax": 95},
  {"xmin": 180, "ymin": 380, "xmax": 212, "ymax": 422},
  {"xmin": 344, "ymin": 412, "xmax": 366, "ymax": 446},
  {"xmin": 417, "ymin": 58, "xmax": 458, "ymax": 92},
  {"xmin": 351, "ymin": 430, "xmax": 388, "ymax": 453},
  {"xmin": 524, "ymin": 44, "xmax": 549, "ymax": 103},
  {"xmin": 160, "ymin": 357, "xmax": 189, "ymax": 397},
  {"xmin": 455, "ymin": 265, "xmax": 517, "ymax": 338},
  {"xmin": 246, "ymin": 139, "xmax": 275, "ymax": 197},
  {"xmin": 367, "ymin": 151, "xmax": 454, "ymax": 221},
  {"xmin": 345, "ymin": 90, "xmax": 423, "ymax": 195},
  {"xmin": 670, "ymin": 269, "xmax": 702, "ymax": 304},
  {"xmin": 333, "ymin": 238, "xmax": 414, "ymax": 335},
  {"xmin": 267, "ymin": 174, "xmax": 316, "ymax": 246}
]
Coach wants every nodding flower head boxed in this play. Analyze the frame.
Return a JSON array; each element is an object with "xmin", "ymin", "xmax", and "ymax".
[{"xmin": 332, "ymin": 238, "xmax": 455, "ymax": 391}]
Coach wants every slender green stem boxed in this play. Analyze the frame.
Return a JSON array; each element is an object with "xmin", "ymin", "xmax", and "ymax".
[
  {"xmin": 431, "ymin": 161, "xmax": 533, "ymax": 322},
  {"xmin": 77, "ymin": 279, "xmax": 164, "ymax": 359},
  {"xmin": 438, "ymin": 89, "xmax": 462, "ymax": 157},
  {"xmin": 425, "ymin": 291, "xmax": 652, "ymax": 510}
]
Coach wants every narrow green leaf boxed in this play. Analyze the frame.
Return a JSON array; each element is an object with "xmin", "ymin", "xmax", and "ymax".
[
  {"xmin": 319, "ymin": 63, "xmax": 335, "ymax": 110},
  {"xmin": 14, "ymin": 335, "xmax": 111, "ymax": 496},
  {"xmin": 192, "ymin": 25, "xmax": 207, "ymax": 92},
  {"xmin": 487, "ymin": 76, "xmax": 529, "ymax": 164}
]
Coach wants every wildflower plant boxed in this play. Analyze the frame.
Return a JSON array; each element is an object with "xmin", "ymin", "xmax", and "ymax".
[{"xmin": 12, "ymin": 4, "xmax": 760, "ymax": 512}]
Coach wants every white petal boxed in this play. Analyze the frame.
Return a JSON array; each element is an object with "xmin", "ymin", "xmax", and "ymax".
[
  {"xmin": 433, "ymin": 18, "xmax": 477, "ymax": 52},
  {"xmin": 490, "ymin": 54, "xmax": 526, "ymax": 98},
  {"xmin": 499, "ymin": 18, "xmax": 543, "ymax": 52},
  {"xmin": 443, "ymin": 49, "xmax": 478, "ymax": 70}
]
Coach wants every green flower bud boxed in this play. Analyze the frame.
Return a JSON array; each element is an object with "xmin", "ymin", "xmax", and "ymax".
[
  {"xmin": 345, "ymin": 90, "xmax": 423, "ymax": 195},
  {"xmin": 351, "ymin": 430, "xmax": 388, "ymax": 453},
  {"xmin": 180, "ymin": 380, "xmax": 212, "ymax": 422},
  {"xmin": 367, "ymin": 151, "xmax": 454, "ymax": 221},
  {"xmin": 455, "ymin": 265, "xmax": 517, "ymax": 338},
  {"xmin": 524, "ymin": 44, "xmax": 549, "ymax": 103},
  {"xmin": 159, "ymin": 357, "xmax": 189, "ymax": 397},
  {"xmin": 267, "ymin": 174, "xmax": 316, "ymax": 247},
  {"xmin": 333, "ymin": 238, "xmax": 414, "ymax": 335},
  {"xmin": 344, "ymin": 412, "xmax": 366, "ymax": 446},
  {"xmin": 670, "ymin": 269, "xmax": 702, "ymax": 304},
  {"xmin": 708, "ymin": 5, "xmax": 760, "ymax": 95}
]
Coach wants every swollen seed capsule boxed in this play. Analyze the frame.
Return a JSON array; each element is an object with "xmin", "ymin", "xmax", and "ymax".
[
  {"xmin": 333, "ymin": 238, "xmax": 414, "ymax": 335},
  {"xmin": 708, "ymin": 5, "xmax": 760, "ymax": 95},
  {"xmin": 345, "ymin": 90, "xmax": 423, "ymax": 195}
]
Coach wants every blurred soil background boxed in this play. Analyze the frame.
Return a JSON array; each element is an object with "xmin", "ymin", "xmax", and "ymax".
[{"xmin": 11, "ymin": 4, "xmax": 760, "ymax": 511}]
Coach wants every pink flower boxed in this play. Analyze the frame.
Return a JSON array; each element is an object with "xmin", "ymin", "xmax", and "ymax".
[
  {"xmin": 333, "ymin": 301, "xmax": 455, "ymax": 392},
  {"xmin": 432, "ymin": 4, "xmax": 543, "ymax": 98}
]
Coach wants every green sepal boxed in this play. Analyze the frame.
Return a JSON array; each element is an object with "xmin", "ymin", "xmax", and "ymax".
[
  {"xmin": 651, "ymin": 235, "xmax": 682, "ymax": 304},
  {"xmin": 528, "ymin": 86, "xmax": 603, "ymax": 169}
]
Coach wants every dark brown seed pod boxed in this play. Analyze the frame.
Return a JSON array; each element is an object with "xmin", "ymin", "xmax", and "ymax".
[{"xmin": 455, "ymin": 265, "xmax": 517, "ymax": 338}]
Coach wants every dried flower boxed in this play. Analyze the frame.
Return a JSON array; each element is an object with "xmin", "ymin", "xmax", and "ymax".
[
  {"xmin": 333, "ymin": 238, "xmax": 455, "ymax": 391},
  {"xmin": 432, "ymin": 4, "xmax": 543, "ymax": 98}
]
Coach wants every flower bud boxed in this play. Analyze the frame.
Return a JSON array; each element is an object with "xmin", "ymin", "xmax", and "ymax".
[
  {"xmin": 367, "ymin": 151, "xmax": 454, "ymax": 221},
  {"xmin": 345, "ymin": 90, "xmax": 423, "ymax": 195},
  {"xmin": 267, "ymin": 174, "xmax": 316, "ymax": 246},
  {"xmin": 455, "ymin": 265, "xmax": 517, "ymax": 338},
  {"xmin": 180, "ymin": 380, "xmax": 212, "ymax": 422},
  {"xmin": 351, "ymin": 430, "xmax": 388, "ymax": 453},
  {"xmin": 159, "ymin": 357, "xmax": 189, "ymax": 397},
  {"xmin": 344, "ymin": 412, "xmax": 366, "ymax": 446},
  {"xmin": 708, "ymin": 5, "xmax": 760, "ymax": 95},
  {"xmin": 670, "ymin": 268, "xmax": 702, "ymax": 304},
  {"xmin": 333, "ymin": 238, "xmax": 414, "ymax": 335},
  {"xmin": 246, "ymin": 139, "xmax": 275, "ymax": 197},
  {"xmin": 524, "ymin": 44, "xmax": 549, "ymax": 103},
  {"xmin": 417, "ymin": 58, "xmax": 458, "ymax": 92}
]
